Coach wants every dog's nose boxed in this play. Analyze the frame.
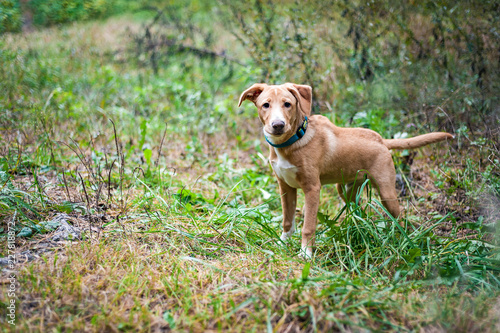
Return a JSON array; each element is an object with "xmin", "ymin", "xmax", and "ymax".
[{"xmin": 272, "ymin": 120, "xmax": 285, "ymax": 131}]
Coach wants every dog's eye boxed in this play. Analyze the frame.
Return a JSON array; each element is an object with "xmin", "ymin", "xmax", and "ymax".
[
  {"xmin": 284, "ymin": 102, "xmax": 291, "ymax": 108},
  {"xmin": 262, "ymin": 103, "xmax": 270, "ymax": 109}
]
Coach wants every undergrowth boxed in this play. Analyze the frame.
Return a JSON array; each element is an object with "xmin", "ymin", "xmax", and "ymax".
[{"xmin": 0, "ymin": 2, "xmax": 499, "ymax": 332}]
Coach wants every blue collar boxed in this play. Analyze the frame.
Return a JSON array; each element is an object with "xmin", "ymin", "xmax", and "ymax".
[{"xmin": 265, "ymin": 117, "xmax": 308, "ymax": 148}]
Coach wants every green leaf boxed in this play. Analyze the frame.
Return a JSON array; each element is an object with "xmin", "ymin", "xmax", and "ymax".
[
  {"xmin": 163, "ymin": 311, "xmax": 176, "ymax": 328},
  {"xmin": 54, "ymin": 201, "xmax": 76, "ymax": 214},
  {"xmin": 139, "ymin": 119, "xmax": 147, "ymax": 147},
  {"xmin": 39, "ymin": 219, "xmax": 62, "ymax": 231},
  {"xmin": 302, "ymin": 262, "xmax": 311, "ymax": 281},
  {"xmin": 404, "ymin": 248, "xmax": 422, "ymax": 263},
  {"xmin": 143, "ymin": 148, "xmax": 152, "ymax": 165},
  {"xmin": 17, "ymin": 227, "xmax": 33, "ymax": 237}
]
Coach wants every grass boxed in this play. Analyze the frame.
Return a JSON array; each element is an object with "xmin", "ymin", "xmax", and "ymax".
[{"xmin": 0, "ymin": 7, "xmax": 499, "ymax": 333}]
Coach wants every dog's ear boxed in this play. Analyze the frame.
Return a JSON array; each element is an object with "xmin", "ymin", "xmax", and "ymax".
[
  {"xmin": 238, "ymin": 83, "xmax": 267, "ymax": 107},
  {"xmin": 285, "ymin": 83, "xmax": 312, "ymax": 116}
]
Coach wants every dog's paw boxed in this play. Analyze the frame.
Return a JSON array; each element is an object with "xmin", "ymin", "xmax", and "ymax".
[
  {"xmin": 280, "ymin": 229, "xmax": 293, "ymax": 242},
  {"xmin": 299, "ymin": 246, "xmax": 313, "ymax": 260},
  {"xmin": 280, "ymin": 219, "xmax": 296, "ymax": 242}
]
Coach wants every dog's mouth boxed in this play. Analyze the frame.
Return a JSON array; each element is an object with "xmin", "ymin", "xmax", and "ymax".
[
  {"xmin": 263, "ymin": 126, "xmax": 294, "ymax": 147},
  {"xmin": 270, "ymin": 128, "xmax": 285, "ymax": 136},
  {"xmin": 264, "ymin": 126, "xmax": 286, "ymax": 138}
]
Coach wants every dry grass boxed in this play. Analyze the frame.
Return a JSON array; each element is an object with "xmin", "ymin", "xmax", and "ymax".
[{"xmin": 8, "ymin": 230, "xmax": 499, "ymax": 332}]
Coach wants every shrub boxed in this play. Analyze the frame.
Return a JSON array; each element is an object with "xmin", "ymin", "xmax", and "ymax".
[
  {"xmin": 0, "ymin": 0, "xmax": 22, "ymax": 33},
  {"xmin": 134, "ymin": 1, "xmax": 499, "ymax": 143},
  {"xmin": 29, "ymin": 0, "xmax": 116, "ymax": 26},
  {"xmin": 220, "ymin": 1, "xmax": 499, "ymax": 134}
]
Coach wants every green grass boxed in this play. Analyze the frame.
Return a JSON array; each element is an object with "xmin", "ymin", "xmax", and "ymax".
[{"xmin": 0, "ymin": 7, "xmax": 499, "ymax": 333}]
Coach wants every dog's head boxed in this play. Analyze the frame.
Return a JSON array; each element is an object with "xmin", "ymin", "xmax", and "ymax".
[{"xmin": 238, "ymin": 83, "xmax": 312, "ymax": 144}]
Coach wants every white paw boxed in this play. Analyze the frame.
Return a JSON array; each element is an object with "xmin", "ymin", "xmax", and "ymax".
[
  {"xmin": 299, "ymin": 246, "xmax": 313, "ymax": 259},
  {"xmin": 280, "ymin": 218, "xmax": 296, "ymax": 242}
]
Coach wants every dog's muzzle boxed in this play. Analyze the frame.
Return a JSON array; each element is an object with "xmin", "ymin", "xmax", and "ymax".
[{"xmin": 271, "ymin": 120, "xmax": 285, "ymax": 135}]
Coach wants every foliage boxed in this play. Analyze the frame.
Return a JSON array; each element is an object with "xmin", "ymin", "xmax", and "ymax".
[
  {"xmin": 29, "ymin": 0, "xmax": 128, "ymax": 26},
  {"xmin": 132, "ymin": 1, "xmax": 500, "ymax": 167},
  {"xmin": 0, "ymin": 171, "xmax": 40, "ymax": 228},
  {"xmin": 0, "ymin": 0, "xmax": 148, "ymax": 32},
  {"xmin": 216, "ymin": 0, "xmax": 499, "ymax": 137},
  {"xmin": 0, "ymin": 0, "xmax": 21, "ymax": 33}
]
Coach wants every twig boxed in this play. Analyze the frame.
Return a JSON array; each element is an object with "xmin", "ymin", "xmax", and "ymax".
[
  {"xmin": 61, "ymin": 168, "xmax": 71, "ymax": 202},
  {"xmin": 155, "ymin": 123, "xmax": 168, "ymax": 167},
  {"xmin": 107, "ymin": 159, "xmax": 116, "ymax": 207},
  {"xmin": 109, "ymin": 119, "xmax": 124, "ymax": 211}
]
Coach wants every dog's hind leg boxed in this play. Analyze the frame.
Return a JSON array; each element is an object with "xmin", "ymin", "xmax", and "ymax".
[
  {"xmin": 366, "ymin": 154, "xmax": 403, "ymax": 225},
  {"xmin": 377, "ymin": 183, "xmax": 401, "ymax": 224},
  {"xmin": 371, "ymin": 171, "xmax": 402, "ymax": 225}
]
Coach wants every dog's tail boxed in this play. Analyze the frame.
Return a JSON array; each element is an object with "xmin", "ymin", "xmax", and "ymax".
[{"xmin": 383, "ymin": 132, "xmax": 453, "ymax": 150}]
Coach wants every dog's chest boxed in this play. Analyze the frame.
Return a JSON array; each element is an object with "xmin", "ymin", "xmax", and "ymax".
[{"xmin": 271, "ymin": 152, "xmax": 300, "ymax": 188}]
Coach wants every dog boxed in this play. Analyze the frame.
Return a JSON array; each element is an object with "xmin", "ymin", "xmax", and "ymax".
[{"xmin": 238, "ymin": 83, "xmax": 453, "ymax": 258}]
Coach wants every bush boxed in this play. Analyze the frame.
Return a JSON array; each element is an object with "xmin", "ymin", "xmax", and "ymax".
[
  {"xmin": 219, "ymin": 1, "xmax": 499, "ymax": 135},
  {"xmin": 135, "ymin": 1, "xmax": 499, "ymax": 143},
  {"xmin": 0, "ymin": 0, "xmax": 146, "ymax": 34},
  {"xmin": 0, "ymin": 0, "xmax": 22, "ymax": 33},
  {"xmin": 29, "ymin": 0, "xmax": 116, "ymax": 26}
]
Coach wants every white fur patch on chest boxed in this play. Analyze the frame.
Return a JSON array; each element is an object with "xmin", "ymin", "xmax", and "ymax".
[{"xmin": 271, "ymin": 149, "xmax": 300, "ymax": 188}]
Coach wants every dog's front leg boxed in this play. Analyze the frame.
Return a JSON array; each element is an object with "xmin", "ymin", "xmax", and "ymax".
[
  {"xmin": 278, "ymin": 180, "xmax": 297, "ymax": 242},
  {"xmin": 301, "ymin": 183, "xmax": 321, "ymax": 259}
]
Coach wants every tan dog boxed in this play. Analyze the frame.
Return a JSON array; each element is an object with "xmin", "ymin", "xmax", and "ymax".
[{"xmin": 238, "ymin": 83, "xmax": 453, "ymax": 258}]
